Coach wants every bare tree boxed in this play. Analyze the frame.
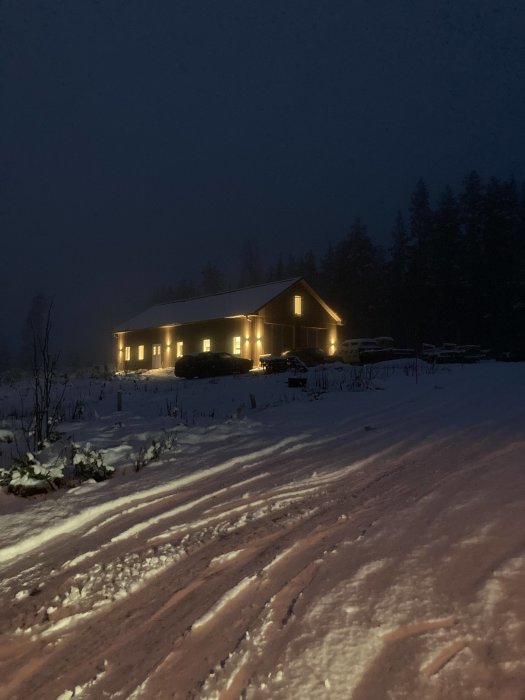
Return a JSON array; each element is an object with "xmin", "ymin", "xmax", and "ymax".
[{"xmin": 27, "ymin": 298, "xmax": 67, "ymax": 451}]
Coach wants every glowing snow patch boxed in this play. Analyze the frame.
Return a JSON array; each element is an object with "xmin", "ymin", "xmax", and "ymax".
[
  {"xmin": 55, "ymin": 660, "xmax": 108, "ymax": 699},
  {"xmin": 353, "ymin": 559, "xmax": 389, "ymax": 581},
  {"xmin": 192, "ymin": 575, "xmax": 257, "ymax": 630},
  {"xmin": 262, "ymin": 544, "xmax": 299, "ymax": 573},
  {"xmin": 210, "ymin": 550, "xmax": 244, "ymax": 566},
  {"xmin": 41, "ymin": 609, "xmax": 97, "ymax": 637}
]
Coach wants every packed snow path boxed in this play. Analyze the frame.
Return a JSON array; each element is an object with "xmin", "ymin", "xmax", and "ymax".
[{"xmin": 0, "ymin": 363, "xmax": 524, "ymax": 699}]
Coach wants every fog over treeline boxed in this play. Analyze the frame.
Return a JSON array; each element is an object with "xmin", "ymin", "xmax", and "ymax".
[
  {"xmin": 149, "ymin": 171, "xmax": 525, "ymax": 353},
  {"xmin": 2, "ymin": 169, "xmax": 524, "ymax": 372}
]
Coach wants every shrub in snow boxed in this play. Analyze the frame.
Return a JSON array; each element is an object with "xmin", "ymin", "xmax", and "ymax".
[
  {"xmin": 134, "ymin": 431, "xmax": 177, "ymax": 472},
  {"xmin": 42, "ymin": 423, "xmax": 64, "ymax": 447},
  {"xmin": 70, "ymin": 399, "xmax": 85, "ymax": 420},
  {"xmin": 0, "ymin": 443, "xmax": 114, "ymax": 497},
  {"xmin": 0, "ymin": 452, "xmax": 65, "ymax": 496},
  {"xmin": 90, "ymin": 364, "xmax": 114, "ymax": 380},
  {"xmin": 0, "ymin": 428, "xmax": 14, "ymax": 443},
  {"xmin": 71, "ymin": 443, "xmax": 114, "ymax": 482}
]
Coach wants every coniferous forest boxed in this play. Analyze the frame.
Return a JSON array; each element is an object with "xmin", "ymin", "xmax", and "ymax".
[{"xmin": 151, "ymin": 171, "xmax": 525, "ymax": 354}]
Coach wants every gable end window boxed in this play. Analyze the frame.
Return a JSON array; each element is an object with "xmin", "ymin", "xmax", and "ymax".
[{"xmin": 294, "ymin": 295, "xmax": 302, "ymax": 316}]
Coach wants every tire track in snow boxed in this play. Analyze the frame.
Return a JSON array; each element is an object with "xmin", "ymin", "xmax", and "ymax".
[
  {"xmin": 1, "ymin": 454, "xmax": 380, "ymax": 700},
  {"xmin": 0, "ymin": 490, "xmax": 328, "ymax": 696},
  {"xmin": 3, "ymin": 393, "xmax": 525, "ymax": 699},
  {"xmin": 0, "ymin": 435, "xmax": 308, "ymax": 568}
]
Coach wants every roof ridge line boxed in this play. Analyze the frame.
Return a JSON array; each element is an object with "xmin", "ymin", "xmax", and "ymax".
[{"xmin": 151, "ymin": 277, "xmax": 302, "ymax": 308}]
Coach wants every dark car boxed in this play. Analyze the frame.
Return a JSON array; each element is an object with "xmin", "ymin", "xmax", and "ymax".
[
  {"xmin": 422, "ymin": 343, "xmax": 487, "ymax": 364},
  {"xmin": 259, "ymin": 354, "xmax": 308, "ymax": 374},
  {"xmin": 174, "ymin": 352, "xmax": 253, "ymax": 379},
  {"xmin": 281, "ymin": 347, "xmax": 338, "ymax": 367},
  {"xmin": 497, "ymin": 347, "xmax": 525, "ymax": 362}
]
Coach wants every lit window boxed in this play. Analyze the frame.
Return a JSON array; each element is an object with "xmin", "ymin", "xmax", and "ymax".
[
  {"xmin": 233, "ymin": 336, "xmax": 241, "ymax": 355},
  {"xmin": 176, "ymin": 341, "xmax": 183, "ymax": 358},
  {"xmin": 138, "ymin": 345, "xmax": 145, "ymax": 361},
  {"xmin": 294, "ymin": 295, "xmax": 302, "ymax": 316},
  {"xmin": 125, "ymin": 346, "xmax": 131, "ymax": 362},
  {"xmin": 152, "ymin": 344, "xmax": 161, "ymax": 357},
  {"xmin": 203, "ymin": 338, "xmax": 211, "ymax": 352}
]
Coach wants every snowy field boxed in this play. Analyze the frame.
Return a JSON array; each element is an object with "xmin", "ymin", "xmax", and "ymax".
[{"xmin": 0, "ymin": 360, "xmax": 524, "ymax": 699}]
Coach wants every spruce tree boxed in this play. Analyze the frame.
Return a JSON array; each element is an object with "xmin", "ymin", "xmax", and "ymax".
[
  {"xmin": 407, "ymin": 178, "xmax": 434, "ymax": 345},
  {"xmin": 388, "ymin": 212, "xmax": 412, "ymax": 344},
  {"xmin": 200, "ymin": 262, "xmax": 225, "ymax": 295},
  {"xmin": 431, "ymin": 186, "xmax": 462, "ymax": 342}
]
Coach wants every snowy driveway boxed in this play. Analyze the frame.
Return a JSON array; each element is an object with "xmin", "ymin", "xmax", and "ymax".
[{"xmin": 0, "ymin": 363, "xmax": 524, "ymax": 699}]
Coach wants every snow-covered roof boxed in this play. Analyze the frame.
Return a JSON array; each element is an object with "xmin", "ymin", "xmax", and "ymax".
[{"xmin": 116, "ymin": 278, "xmax": 312, "ymax": 332}]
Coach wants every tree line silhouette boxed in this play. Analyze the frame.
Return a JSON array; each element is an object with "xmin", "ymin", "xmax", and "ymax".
[{"xmin": 150, "ymin": 171, "xmax": 525, "ymax": 353}]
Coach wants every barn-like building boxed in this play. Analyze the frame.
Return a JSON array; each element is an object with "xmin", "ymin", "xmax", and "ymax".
[{"xmin": 114, "ymin": 277, "xmax": 342, "ymax": 371}]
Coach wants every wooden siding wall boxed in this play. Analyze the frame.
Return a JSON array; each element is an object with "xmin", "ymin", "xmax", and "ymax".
[
  {"xmin": 258, "ymin": 281, "xmax": 339, "ymax": 356},
  {"xmin": 116, "ymin": 328, "xmax": 166, "ymax": 371},
  {"xmin": 116, "ymin": 318, "xmax": 246, "ymax": 371},
  {"xmin": 170, "ymin": 318, "xmax": 246, "ymax": 358}
]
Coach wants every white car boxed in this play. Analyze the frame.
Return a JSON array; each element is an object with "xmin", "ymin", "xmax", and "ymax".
[{"xmin": 338, "ymin": 338, "xmax": 386, "ymax": 364}]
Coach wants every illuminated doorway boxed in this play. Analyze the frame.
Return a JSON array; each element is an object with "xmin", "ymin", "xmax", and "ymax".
[{"xmin": 152, "ymin": 344, "xmax": 162, "ymax": 369}]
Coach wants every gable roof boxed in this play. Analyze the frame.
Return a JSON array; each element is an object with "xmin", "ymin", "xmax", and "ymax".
[
  {"xmin": 116, "ymin": 278, "xmax": 289, "ymax": 332},
  {"xmin": 116, "ymin": 278, "xmax": 342, "ymax": 332}
]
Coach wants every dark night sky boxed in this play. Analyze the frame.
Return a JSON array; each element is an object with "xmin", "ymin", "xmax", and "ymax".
[{"xmin": 1, "ymin": 1, "xmax": 524, "ymax": 362}]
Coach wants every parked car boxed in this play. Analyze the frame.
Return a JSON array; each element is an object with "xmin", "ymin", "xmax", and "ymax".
[
  {"xmin": 421, "ymin": 343, "xmax": 487, "ymax": 364},
  {"xmin": 338, "ymin": 338, "xmax": 388, "ymax": 364},
  {"xmin": 259, "ymin": 354, "xmax": 308, "ymax": 373},
  {"xmin": 374, "ymin": 337, "xmax": 415, "ymax": 360},
  {"xmin": 497, "ymin": 348, "xmax": 525, "ymax": 361},
  {"xmin": 421, "ymin": 343, "xmax": 463, "ymax": 363},
  {"xmin": 457, "ymin": 345, "xmax": 489, "ymax": 363},
  {"xmin": 174, "ymin": 352, "xmax": 253, "ymax": 378},
  {"xmin": 281, "ymin": 347, "xmax": 338, "ymax": 367}
]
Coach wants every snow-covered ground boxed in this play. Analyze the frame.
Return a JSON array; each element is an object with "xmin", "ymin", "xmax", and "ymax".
[{"xmin": 0, "ymin": 361, "xmax": 524, "ymax": 699}]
